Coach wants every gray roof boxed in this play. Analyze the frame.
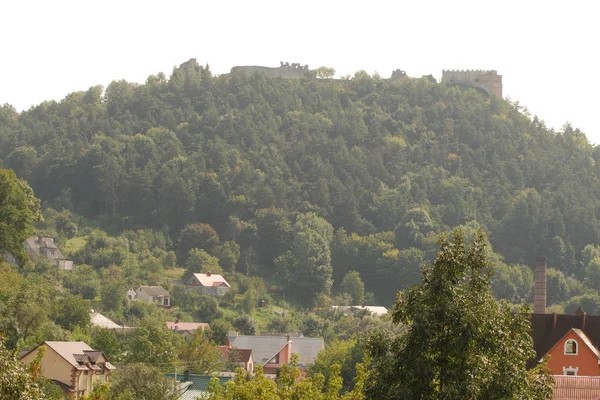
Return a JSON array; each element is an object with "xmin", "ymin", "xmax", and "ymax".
[
  {"xmin": 227, "ymin": 334, "xmax": 324, "ymax": 367},
  {"xmin": 137, "ymin": 285, "xmax": 170, "ymax": 297},
  {"xmin": 25, "ymin": 236, "xmax": 64, "ymax": 258}
]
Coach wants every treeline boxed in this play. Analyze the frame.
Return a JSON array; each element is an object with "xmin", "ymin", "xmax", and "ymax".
[{"xmin": 2, "ymin": 59, "xmax": 600, "ymax": 308}]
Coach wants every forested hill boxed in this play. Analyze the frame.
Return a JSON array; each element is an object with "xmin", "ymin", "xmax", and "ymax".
[{"xmin": 1, "ymin": 59, "xmax": 599, "ymax": 306}]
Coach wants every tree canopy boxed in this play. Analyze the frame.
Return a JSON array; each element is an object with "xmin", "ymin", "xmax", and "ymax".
[{"xmin": 365, "ymin": 229, "xmax": 553, "ymax": 399}]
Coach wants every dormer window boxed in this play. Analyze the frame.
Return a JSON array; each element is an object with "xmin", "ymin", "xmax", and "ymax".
[{"xmin": 565, "ymin": 339, "xmax": 578, "ymax": 355}]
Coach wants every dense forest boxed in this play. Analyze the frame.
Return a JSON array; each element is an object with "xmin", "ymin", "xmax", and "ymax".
[{"xmin": 2, "ymin": 59, "xmax": 600, "ymax": 311}]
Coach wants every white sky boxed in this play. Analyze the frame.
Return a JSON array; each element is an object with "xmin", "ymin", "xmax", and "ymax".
[{"xmin": 1, "ymin": 0, "xmax": 598, "ymax": 142}]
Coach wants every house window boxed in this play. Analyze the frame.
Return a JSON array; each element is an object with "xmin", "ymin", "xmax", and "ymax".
[
  {"xmin": 563, "ymin": 366, "xmax": 578, "ymax": 376},
  {"xmin": 268, "ymin": 353, "xmax": 280, "ymax": 364},
  {"xmin": 565, "ymin": 339, "xmax": 578, "ymax": 355}
]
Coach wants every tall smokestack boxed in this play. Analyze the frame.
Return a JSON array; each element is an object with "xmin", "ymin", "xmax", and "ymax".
[{"xmin": 534, "ymin": 256, "xmax": 547, "ymax": 314}]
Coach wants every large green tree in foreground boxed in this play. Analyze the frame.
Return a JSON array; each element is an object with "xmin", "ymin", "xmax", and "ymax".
[
  {"xmin": 366, "ymin": 229, "xmax": 553, "ymax": 400},
  {"xmin": 0, "ymin": 167, "xmax": 40, "ymax": 265}
]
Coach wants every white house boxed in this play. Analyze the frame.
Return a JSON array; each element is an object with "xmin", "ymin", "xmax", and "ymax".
[
  {"xmin": 183, "ymin": 272, "xmax": 230, "ymax": 297},
  {"xmin": 131, "ymin": 285, "xmax": 171, "ymax": 308}
]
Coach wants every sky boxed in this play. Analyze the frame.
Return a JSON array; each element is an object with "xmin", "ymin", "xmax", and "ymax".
[{"xmin": 1, "ymin": 0, "xmax": 598, "ymax": 142}]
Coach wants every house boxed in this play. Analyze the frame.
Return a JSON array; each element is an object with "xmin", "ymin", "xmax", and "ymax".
[
  {"xmin": 90, "ymin": 310, "xmax": 131, "ymax": 332},
  {"xmin": 166, "ymin": 320, "xmax": 209, "ymax": 340},
  {"xmin": 218, "ymin": 345, "xmax": 255, "ymax": 373},
  {"xmin": 131, "ymin": 285, "xmax": 171, "ymax": 308},
  {"xmin": 20, "ymin": 341, "xmax": 115, "ymax": 399},
  {"xmin": 4, "ymin": 236, "xmax": 74, "ymax": 269},
  {"xmin": 184, "ymin": 272, "xmax": 230, "ymax": 297},
  {"xmin": 530, "ymin": 309, "xmax": 600, "ymax": 376},
  {"xmin": 226, "ymin": 332, "xmax": 324, "ymax": 375},
  {"xmin": 530, "ymin": 256, "xmax": 600, "ymax": 376}
]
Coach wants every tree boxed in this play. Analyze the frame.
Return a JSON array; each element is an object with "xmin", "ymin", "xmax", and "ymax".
[
  {"xmin": 585, "ymin": 257, "xmax": 600, "ymax": 289},
  {"xmin": 182, "ymin": 248, "xmax": 222, "ymax": 282},
  {"xmin": 125, "ymin": 315, "xmax": 179, "ymax": 365},
  {"xmin": 315, "ymin": 66, "xmax": 336, "ymax": 79},
  {"xmin": 274, "ymin": 212, "xmax": 334, "ymax": 307},
  {"xmin": 91, "ymin": 327, "xmax": 122, "ymax": 361},
  {"xmin": 341, "ymin": 271, "xmax": 365, "ymax": 305},
  {"xmin": 0, "ymin": 338, "xmax": 45, "ymax": 399},
  {"xmin": 53, "ymin": 293, "xmax": 91, "ymax": 331},
  {"xmin": 232, "ymin": 314, "xmax": 257, "ymax": 335},
  {"xmin": 207, "ymin": 319, "xmax": 232, "ymax": 345},
  {"xmin": 366, "ymin": 229, "xmax": 553, "ymax": 400},
  {"xmin": 106, "ymin": 363, "xmax": 179, "ymax": 400},
  {"xmin": 0, "ymin": 167, "xmax": 41, "ymax": 265},
  {"xmin": 177, "ymin": 223, "xmax": 220, "ymax": 263},
  {"xmin": 179, "ymin": 329, "xmax": 223, "ymax": 374}
]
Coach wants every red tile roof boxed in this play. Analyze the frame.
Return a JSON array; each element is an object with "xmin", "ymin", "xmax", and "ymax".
[{"xmin": 554, "ymin": 376, "xmax": 600, "ymax": 399}]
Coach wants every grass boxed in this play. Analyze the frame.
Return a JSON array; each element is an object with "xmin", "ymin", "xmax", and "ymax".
[
  {"xmin": 159, "ymin": 268, "xmax": 186, "ymax": 282},
  {"xmin": 63, "ymin": 236, "xmax": 88, "ymax": 256}
]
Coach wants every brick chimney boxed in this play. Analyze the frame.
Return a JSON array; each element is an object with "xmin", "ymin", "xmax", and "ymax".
[{"xmin": 533, "ymin": 256, "xmax": 547, "ymax": 314}]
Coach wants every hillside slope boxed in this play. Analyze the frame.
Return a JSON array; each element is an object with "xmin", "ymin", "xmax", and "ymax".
[{"xmin": 1, "ymin": 59, "xmax": 598, "ymax": 305}]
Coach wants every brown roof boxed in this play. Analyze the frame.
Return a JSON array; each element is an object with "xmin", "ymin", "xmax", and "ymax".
[
  {"xmin": 218, "ymin": 346, "xmax": 254, "ymax": 363},
  {"xmin": 21, "ymin": 341, "xmax": 115, "ymax": 371},
  {"xmin": 530, "ymin": 313, "xmax": 600, "ymax": 362},
  {"xmin": 554, "ymin": 376, "xmax": 600, "ymax": 399}
]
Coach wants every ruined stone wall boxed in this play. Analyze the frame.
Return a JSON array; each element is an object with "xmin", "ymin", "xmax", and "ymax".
[
  {"xmin": 441, "ymin": 70, "xmax": 502, "ymax": 97},
  {"xmin": 231, "ymin": 62, "xmax": 311, "ymax": 79}
]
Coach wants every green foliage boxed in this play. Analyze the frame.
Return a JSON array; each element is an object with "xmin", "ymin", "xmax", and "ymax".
[
  {"xmin": 341, "ymin": 271, "xmax": 365, "ymax": 305},
  {"xmin": 179, "ymin": 329, "xmax": 223, "ymax": 374},
  {"xmin": 366, "ymin": 229, "xmax": 553, "ymax": 399},
  {"xmin": 177, "ymin": 223, "xmax": 220, "ymax": 263},
  {"xmin": 124, "ymin": 315, "xmax": 179, "ymax": 366},
  {"xmin": 208, "ymin": 353, "xmax": 368, "ymax": 400},
  {"xmin": 275, "ymin": 212, "xmax": 334, "ymax": 307},
  {"xmin": 0, "ymin": 338, "xmax": 45, "ymax": 399},
  {"xmin": 106, "ymin": 363, "xmax": 180, "ymax": 400},
  {"xmin": 207, "ymin": 319, "xmax": 233, "ymax": 345},
  {"xmin": 0, "ymin": 167, "xmax": 41, "ymax": 265},
  {"xmin": 91, "ymin": 327, "xmax": 122, "ymax": 361},
  {"xmin": 232, "ymin": 314, "xmax": 257, "ymax": 335},
  {"xmin": 195, "ymin": 295, "xmax": 224, "ymax": 322},
  {"xmin": 183, "ymin": 248, "xmax": 222, "ymax": 281}
]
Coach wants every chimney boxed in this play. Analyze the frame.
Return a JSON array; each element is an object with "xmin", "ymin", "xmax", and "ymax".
[
  {"xmin": 552, "ymin": 312, "xmax": 558, "ymax": 330},
  {"xmin": 575, "ymin": 307, "xmax": 587, "ymax": 330},
  {"xmin": 533, "ymin": 256, "xmax": 547, "ymax": 314}
]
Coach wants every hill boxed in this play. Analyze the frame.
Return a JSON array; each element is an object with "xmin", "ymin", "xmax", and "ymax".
[{"xmin": 1, "ymin": 59, "xmax": 599, "ymax": 308}]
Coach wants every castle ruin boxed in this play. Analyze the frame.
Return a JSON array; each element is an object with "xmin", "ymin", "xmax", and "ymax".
[
  {"xmin": 231, "ymin": 62, "xmax": 311, "ymax": 79},
  {"xmin": 441, "ymin": 70, "xmax": 502, "ymax": 97}
]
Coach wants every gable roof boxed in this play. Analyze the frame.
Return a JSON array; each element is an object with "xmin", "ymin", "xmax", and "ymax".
[
  {"xmin": 166, "ymin": 321, "xmax": 209, "ymax": 332},
  {"xmin": 227, "ymin": 334, "xmax": 323, "ymax": 367},
  {"xmin": 530, "ymin": 312, "xmax": 600, "ymax": 362},
  {"xmin": 25, "ymin": 237, "xmax": 65, "ymax": 258},
  {"xmin": 554, "ymin": 375, "xmax": 600, "ymax": 400},
  {"xmin": 543, "ymin": 328, "xmax": 600, "ymax": 361},
  {"xmin": 90, "ymin": 311, "xmax": 122, "ymax": 329},
  {"xmin": 23, "ymin": 341, "xmax": 115, "ymax": 371},
  {"xmin": 189, "ymin": 273, "xmax": 230, "ymax": 288},
  {"xmin": 137, "ymin": 285, "xmax": 170, "ymax": 297},
  {"xmin": 218, "ymin": 346, "xmax": 254, "ymax": 363}
]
